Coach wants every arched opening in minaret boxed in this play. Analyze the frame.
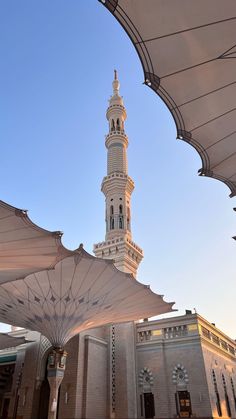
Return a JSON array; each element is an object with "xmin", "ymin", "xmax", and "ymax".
[
  {"xmin": 110, "ymin": 205, "xmax": 114, "ymax": 230},
  {"xmin": 111, "ymin": 119, "xmax": 115, "ymax": 132},
  {"xmin": 119, "ymin": 205, "xmax": 124, "ymax": 229},
  {"xmin": 116, "ymin": 118, "xmax": 120, "ymax": 131},
  {"xmin": 110, "ymin": 218, "xmax": 114, "ymax": 230},
  {"xmin": 127, "ymin": 207, "xmax": 131, "ymax": 230}
]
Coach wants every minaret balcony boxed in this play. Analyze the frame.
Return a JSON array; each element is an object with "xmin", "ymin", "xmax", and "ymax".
[
  {"xmin": 93, "ymin": 235, "xmax": 143, "ymax": 259},
  {"xmin": 106, "ymin": 103, "xmax": 127, "ymax": 119},
  {"xmin": 107, "ymin": 103, "xmax": 125, "ymax": 111},
  {"xmin": 110, "ymin": 128, "xmax": 125, "ymax": 135},
  {"xmin": 105, "ymin": 132, "xmax": 128, "ymax": 148},
  {"xmin": 101, "ymin": 172, "xmax": 134, "ymax": 195}
]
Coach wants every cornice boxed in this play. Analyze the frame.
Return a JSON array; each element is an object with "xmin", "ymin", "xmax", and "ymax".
[
  {"xmin": 105, "ymin": 131, "xmax": 128, "ymax": 148},
  {"xmin": 136, "ymin": 335, "xmax": 201, "ymax": 350},
  {"xmin": 101, "ymin": 173, "xmax": 134, "ymax": 195}
]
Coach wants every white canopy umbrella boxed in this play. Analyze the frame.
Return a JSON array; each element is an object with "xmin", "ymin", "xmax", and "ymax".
[
  {"xmin": 0, "ymin": 200, "xmax": 72, "ymax": 284},
  {"xmin": 0, "ymin": 245, "xmax": 174, "ymax": 419},
  {"xmin": 0, "ymin": 199, "xmax": 174, "ymax": 418},
  {"xmin": 100, "ymin": 0, "xmax": 236, "ymax": 198},
  {"xmin": 0, "ymin": 246, "xmax": 174, "ymax": 348}
]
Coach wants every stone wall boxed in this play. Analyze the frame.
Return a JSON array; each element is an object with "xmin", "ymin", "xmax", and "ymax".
[{"xmin": 202, "ymin": 341, "xmax": 236, "ymax": 419}]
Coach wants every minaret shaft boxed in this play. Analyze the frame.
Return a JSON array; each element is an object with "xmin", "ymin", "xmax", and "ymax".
[{"xmin": 93, "ymin": 71, "xmax": 143, "ymax": 277}]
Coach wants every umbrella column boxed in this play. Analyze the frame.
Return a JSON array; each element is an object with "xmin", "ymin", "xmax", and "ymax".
[{"xmin": 47, "ymin": 349, "xmax": 67, "ymax": 419}]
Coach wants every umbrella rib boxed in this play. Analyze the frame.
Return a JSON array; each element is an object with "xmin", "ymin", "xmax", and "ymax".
[
  {"xmin": 135, "ymin": 16, "xmax": 236, "ymax": 44},
  {"xmin": 191, "ymin": 107, "xmax": 236, "ymax": 132},
  {"xmin": 172, "ymin": 80, "xmax": 236, "ymax": 110},
  {"xmin": 205, "ymin": 130, "xmax": 236, "ymax": 151},
  {"xmin": 211, "ymin": 151, "xmax": 236, "ymax": 170},
  {"xmin": 0, "ymin": 245, "xmax": 61, "ymax": 251},
  {"xmin": 115, "ymin": 6, "xmax": 154, "ymax": 74},
  {"xmin": 24, "ymin": 277, "xmax": 56, "ymax": 342},
  {"xmin": 0, "ymin": 214, "xmax": 16, "ymax": 221},
  {"xmin": 228, "ymin": 171, "xmax": 236, "ymax": 180},
  {"xmin": 0, "ymin": 234, "xmax": 55, "ymax": 245},
  {"xmin": 161, "ymin": 56, "xmax": 218, "ymax": 80},
  {"xmin": 73, "ymin": 259, "xmax": 94, "ymax": 298}
]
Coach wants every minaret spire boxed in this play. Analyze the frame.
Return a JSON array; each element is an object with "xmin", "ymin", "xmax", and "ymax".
[
  {"xmin": 112, "ymin": 69, "xmax": 120, "ymax": 94},
  {"xmin": 93, "ymin": 72, "xmax": 143, "ymax": 277}
]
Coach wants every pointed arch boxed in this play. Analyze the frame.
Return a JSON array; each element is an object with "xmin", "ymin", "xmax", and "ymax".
[
  {"xmin": 111, "ymin": 119, "xmax": 115, "ymax": 132},
  {"xmin": 116, "ymin": 118, "xmax": 120, "ymax": 131}
]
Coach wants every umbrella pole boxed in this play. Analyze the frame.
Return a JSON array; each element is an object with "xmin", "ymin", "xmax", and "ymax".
[{"xmin": 47, "ymin": 348, "xmax": 67, "ymax": 419}]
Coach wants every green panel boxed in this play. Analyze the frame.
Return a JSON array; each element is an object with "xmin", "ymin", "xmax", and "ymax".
[{"xmin": 0, "ymin": 354, "xmax": 16, "ymax": 364}]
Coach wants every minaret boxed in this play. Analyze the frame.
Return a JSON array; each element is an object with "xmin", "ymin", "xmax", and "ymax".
[{"xmin": 93, "ymin": 71, "xmax": 143, "ymax": 277}]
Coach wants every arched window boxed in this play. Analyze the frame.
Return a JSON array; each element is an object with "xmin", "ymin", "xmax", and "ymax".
[
  {"xmin": 127, "ymin": 207, "xmax": 131, "ymax": 230},
  {"xmin": 231, "ymin": 378, "xmax": 236, "ymax": 410},
  {"xmin": 111, "ymin": 119, "xmax": 115, "ymax": 131},
  {"xmin": 212, "ymin": 370, "xmax": 222, "ymax": 417},
  {"xmin": 110, "ymin": 217, "xmax": 114, "ymax": 230},
  {"xmin": 119, "ymin": 216, "xmax": 123, "ymax": 229},
  {"xmin": 222, "ymin": 374, "xmax": 231, "ymax": 417},
  {"xmin": 119, "ymin": 205, "xmax": 123, "ymax": 214},
  {"xmin": 116, "ymin": 118, "xmax": 120, "ymax": 130},
  {"xmin": 110, "ymin": 205, "xmax": 114, "ymax": 215}
]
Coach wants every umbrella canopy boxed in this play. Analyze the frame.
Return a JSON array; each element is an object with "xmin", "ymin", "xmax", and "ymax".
[
  {"xmin": 100, "ymin": 0, "xmax": 236, "ymax": 197},
  {"xmin": 0, "ymin": 333, "xmax": 30, "ymax": 350},
  {"xmin": 0, "ymin": 200, "xmax": 72, "ymax": 284},
  {"xmin": 0, "ymin": 247, "xmax": 174, "ymax": 348}
]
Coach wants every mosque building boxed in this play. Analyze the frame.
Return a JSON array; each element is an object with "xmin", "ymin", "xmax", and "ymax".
[{"xmin": 0, "ymin": 73, "xmax": 235, "ymax": 419}]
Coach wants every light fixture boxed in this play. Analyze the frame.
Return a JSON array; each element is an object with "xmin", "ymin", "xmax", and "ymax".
[{"xmin": 145, "ymin": 79, "xmax": 152, "ymax": 87}]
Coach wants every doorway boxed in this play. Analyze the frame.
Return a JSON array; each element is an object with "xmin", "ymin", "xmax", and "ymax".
[
  {"xmin": 37, "ymin": 379, "xmax": 61, "ymax": 419},
  {"xmin": 144, "ymin": 392, "xmax": 155, "ymax": 418},
  {"xmin": 177, "ymin": 390, "xmax": 192, "ymax": 418},
  {"xmin": 37, "ymin": 379, "xmax": 50, "ymax": 419},
  {"xmin": 1, "ymin": 398, "xmax": 10, "ymax": 419}
]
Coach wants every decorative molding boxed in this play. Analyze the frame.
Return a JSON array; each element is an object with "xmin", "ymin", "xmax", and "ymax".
[
  {"xmin": 172, "ymin": 364, "xmax": 189, "ymax": 386},
  {"xmin": 111, "ymin": 325, "xmax": 116, "ymax": 413},
  {"xmin": 139, "ymin": 367, "xmax": 154, "ymax": 390},
  {"xmin": 84, "ymin": 335, "xmax": 108, "ymax": 347}
]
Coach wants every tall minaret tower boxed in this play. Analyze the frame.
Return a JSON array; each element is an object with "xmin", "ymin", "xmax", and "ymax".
[{"xmin": 93, "ymin": 71, "xmax": 143, "ymax": 277}]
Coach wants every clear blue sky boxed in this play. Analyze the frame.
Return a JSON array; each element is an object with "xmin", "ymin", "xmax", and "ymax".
[{"xmin": 0, "ymin": 1, "xmax": 235, "ymax": 336}]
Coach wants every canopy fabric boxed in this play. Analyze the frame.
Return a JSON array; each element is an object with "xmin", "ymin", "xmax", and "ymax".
[
  {"xmin": 0, "ymin": 333, "xmax": 29, "ymax": 350},
  {"xmin": 0, "ymin": 248, "xmax": 174, "ymax": 348},
  {"xmin": 0, "ymin": 200, "xmax": 73, "ymax": 284},
  {"xmin": 100, "ymin": 0, "xmax": 236, "ymax": 197}
]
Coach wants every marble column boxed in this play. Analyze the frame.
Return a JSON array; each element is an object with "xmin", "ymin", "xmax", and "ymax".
[{"xmin": 47, "ymin": 349, "xmax": 67, "ymax": 419}]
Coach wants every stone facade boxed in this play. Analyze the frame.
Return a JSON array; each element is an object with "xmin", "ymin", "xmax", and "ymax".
[
  {"xmin": 136, "ymin": 313, "xmax": 236, "ymax": 419},
  {"xmin": 1, "ymin": 313, "xmax": 236, "ymax": 418}
]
